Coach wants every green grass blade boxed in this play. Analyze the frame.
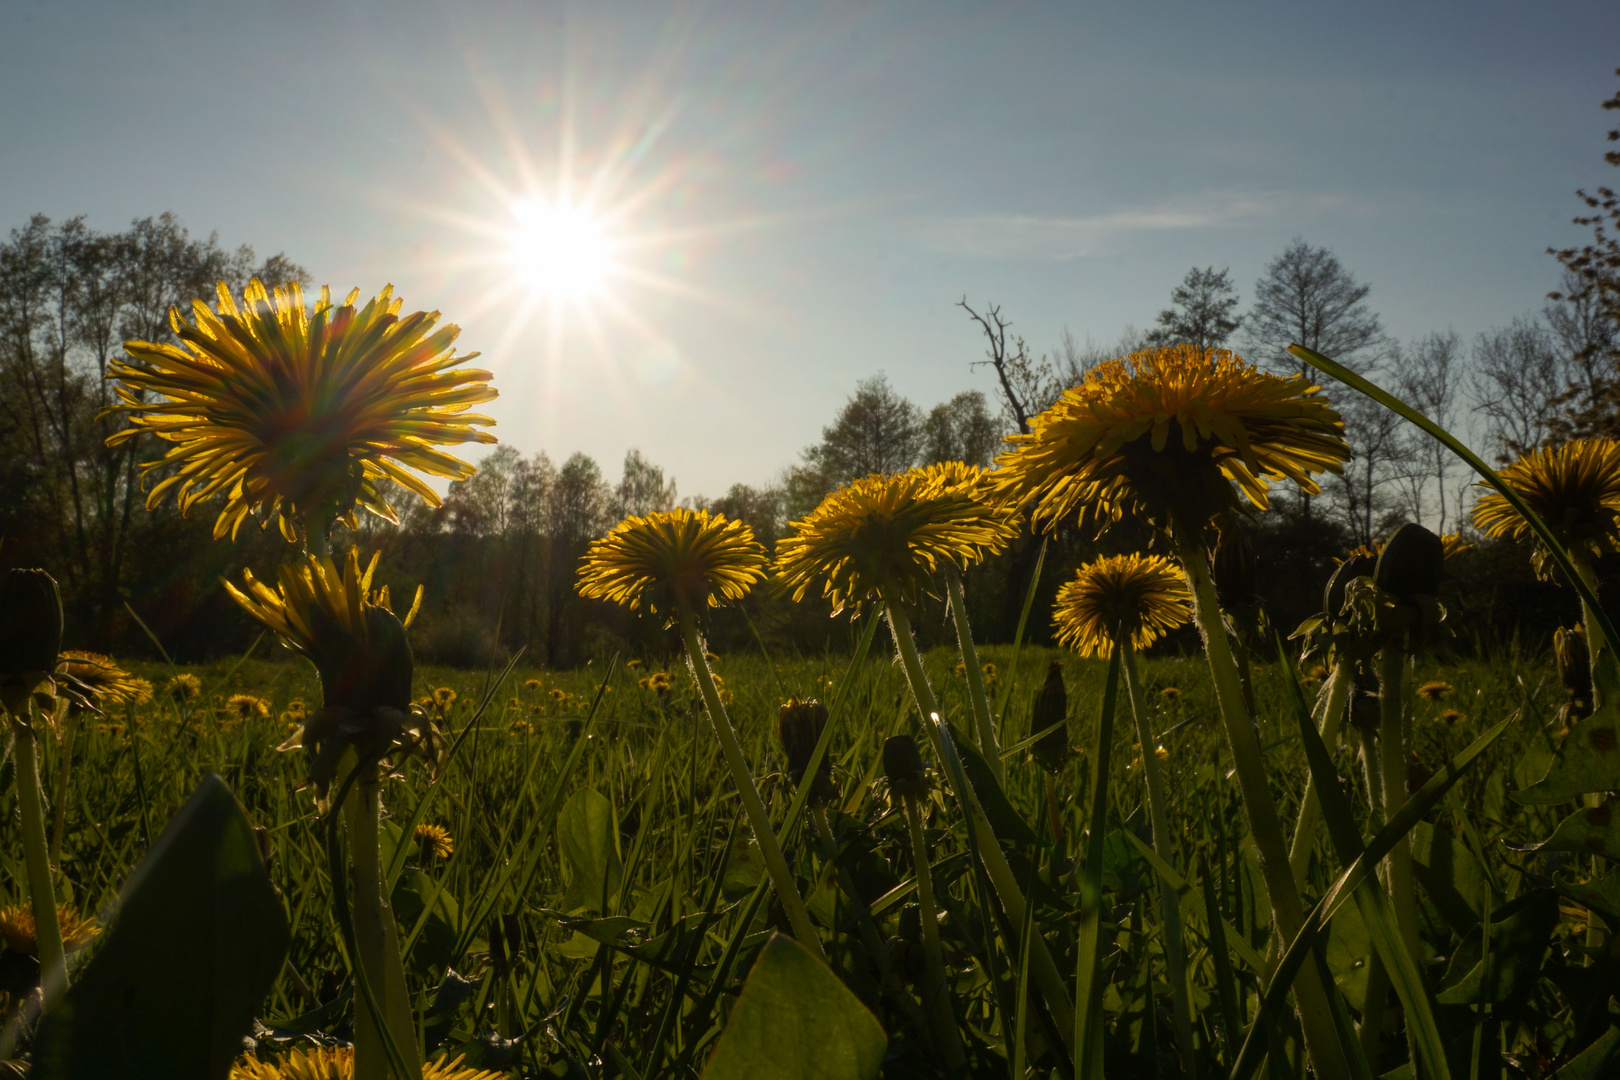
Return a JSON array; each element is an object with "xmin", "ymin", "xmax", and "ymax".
[
  {"xmin": 1287, "ymin": 342, "xmax": 1619, "ymax": 652},
  {"xmin": 1120, "ymin": 831, "xmax": 1266, "ymax": 975},
  {"xmin": 996, "ymin": 536, "xmax": 1049, "ymax": 722},
  {"xmin": 1074, "ymin": 649, "xmax": 1121, "ymax": 1076},
  {"xmin": 1201, "ymin": 853, "xmax": 1246, "ymax": 1072}
]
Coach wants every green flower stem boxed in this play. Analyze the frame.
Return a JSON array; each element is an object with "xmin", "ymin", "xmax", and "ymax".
[
  {"xmin": 1288, "ymin": 660, "xmax": 1354, "ymax": 888},
  {"xmin": 1376, "ymin": 646, "xmax": 1422, "ymax": 973},
  {"xmin": 13, "ymin": 710, "xmax": 68, "ymax": 1005},
  {"xmin": 944, "ymin": 568, "xmax": 1001, "ymax": 780},
  {"xmin": 1572, "ymin": 553, "xmax": 1610, "ymax": 954},
  {"xmin": 1175, "ymin": 532, "xmax": 1351, "ymax": 1080},
  {"xmin": 1119, "ymin": 640, "xmax": 1198, "ymax": 1080},
  {"xmin": 884, "ymin": 601, "xmax": 1076, "ymax": 1056},
  {"xmin": 675, "ymin": 605, "xmax": 826, "ymax": 963},
  {"xmin": 344, "ymin": 764, "xmax": 422, "ymax": 1080},
  {"xmin": 48, "ymin": 710, "xmax": 79, "ymax": 865},
  {"xmin": 899, "ymin": 793, "xmax": 966, "ymax": 1075}
]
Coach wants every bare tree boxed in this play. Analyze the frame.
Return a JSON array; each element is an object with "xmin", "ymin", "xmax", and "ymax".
[
  {"xmin": 1243, "ymin": 239, "xmax": 1384, "ymax": 375},
  {"xmin": 1144, "ymin": 266, "xmax": 1242, "ymax": 352},
  {"xmin": 1395, "ymin": 330, "xmax": 1465, "ymax": 531},
  {"xmin": 959, "ymin": 299, "xmax": 1056, "ymax": 434},
  {"xmin": 1469, "ymin": 317, "xmax": 1565, "ymax": 459}
]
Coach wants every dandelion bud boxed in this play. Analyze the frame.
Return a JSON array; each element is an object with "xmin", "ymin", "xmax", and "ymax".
[
  {"xmin": 314, "ymin": 604, "xmax": 414, "ymax": 714},
  {"xmin": 1374, "ymin": 523, "xmax": 1445, "ymax": 600},
  {"xmin": 1555, "ymin": 625, "xmax": 1592, "ymax": 713},
  {"xmin": 1323, "ymin": 553, "xmax": 1375, "ymax": 617},
  {"xmin": 0, "ymin": 568, "xmax": 62, "ymax": 715},
  {"xmin": 777, "ymin": 697, "xmax": 834, "ymax": 802},
  {"xmin": 1211, "ymin": 525, "xmax": 1258, "ymax": 607},
  {"xmin": 882, "ymin": 734, "xmax": 929, "ymax": 799},
  {"xmin": 1029, "ymin": 661, "xmax": 1068, "ymax": 774}
]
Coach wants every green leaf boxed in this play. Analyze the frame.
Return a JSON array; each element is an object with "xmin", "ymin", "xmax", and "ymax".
[
  {"xmin": 1557, "ymin": 870, "xmax": 1620, "ymax": 925},
  {"xmin": 1517, "ymin": 654, "xmax": 1620, "ymax": 803},
  {"xmin": 1324, "ymin": 901, "xmax": 1371, "ymax": 1013},
  {"xmin": 558, "ymin": 788, "xmax": 623, "ymax": 913},
  {"xmin": 1435, "ymin": 890, "xmax": 1557, "ymax": 1006},
  {"xmin": 32, "ymin": 775, "xmax": 288, "ymax": 1080},
  {"xmin": 391, "ymin": 868, "xmax": 460, "ymax": 975},
  {"xmin": 1409, "ymin": 820, "xmax": 1487, "ymax": 936},
  {"xmin": 699, "ymin": 933, "xmax": 886, "ymax": 1080},
  {"xmin": 1555, "ymin": 1025, "xmax": 1620, "ymax": 1080},
  {"xmin": 950, "ymin": 731, "xmax": 1037, "ymax": 847},
  {"xmin": 1532, "ymin": 801, "xmax": 1620, "ymax": 860}
]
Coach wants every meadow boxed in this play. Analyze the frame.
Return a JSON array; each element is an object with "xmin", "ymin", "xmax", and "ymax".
[{"xmin": 0, "ymin": 630, "xmax": 1589, "ymax": 1079}]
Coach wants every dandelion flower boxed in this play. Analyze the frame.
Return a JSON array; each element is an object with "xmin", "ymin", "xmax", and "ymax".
[
  {"xmin": 1053, "ymin": 554, "xmax": 1193, "ymax": 658},
  {"xmin": 225, "ymin": 694, "xmax": 271, "ymax": 722},
  {"xmin": 578, "ymin": 508, "xmax": 767, "ymax": 615},
  {"xmin": 523, "ymin": 678, "xmax": 543, "ymax": 691},
  {"xmin": 105, "ymin": 280, "xmax": 497, "ymax": 544},
  {"xmin": 1440, "ymin": 533, "xmax": 1473, "ymax": 560},
  {"xmin": 509, "ymin": 718, "xmax": 533, "ymax": 735},
  {"xmin": 548, "ymin": 688, "xmax": 567, "ymax": 702},
  {"xmin": 1473, "ymin": 438, "xmax": 1620, "ymax": 564},
  {"xmin": 954, "ymin": 662, "xmax": 967, "ymax": 676},
  {"xmin": 1438, "ymin": 709, "xmax": 1464, "ymax": 726},
  {"xmin": 1415, "ymin": 680, "xmax": 1453, "ymax": 702},
  {"xmin": 1160, "ymin": 686, "xmax": 1182, "ymax": 701},
  {"xmin": 625, "ymin": 659, "xmax": 642, "ymax": 669},
  {"xmin": 775, "ymin": 464, "xmax": 1020, "ymax": 613},
  {"xmin": 414, "ymin": 823, "xmax": 454, "ymax": 860},
  {"xmin": 230, "ymin": 1047, "xmax": 503, "ymax": 1080},
  {"xmin": 1155, "ymin": 746, "xmax": 1170, "ymax": 762},
  {"xmin": 167, "ymin": 673, "xmax": 203, "ymax": 702},
  {"xmin": 990, "ymin": 345, "xmax": 1349, "ymax": 536},
  {"xmin": 432, "ymin": 687, "xmax": 457, "ymax": 709},
  {"xmin": 55, "ymin": 652, "xmax": 152, "ymax": 710},
  {"xmin": 0, "ymin": 904, "xmax": 99, "ymax": 954}
]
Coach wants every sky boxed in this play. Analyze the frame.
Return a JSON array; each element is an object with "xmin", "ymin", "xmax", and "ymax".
[{"xmin": 3, "ymin": 0, "xmax": 1618, "ymax": 500}]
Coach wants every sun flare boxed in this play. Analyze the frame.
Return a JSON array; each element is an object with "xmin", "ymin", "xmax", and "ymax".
[{"xmin": 509, "ymin": 199, "xmax": 612, "ymax": 300}]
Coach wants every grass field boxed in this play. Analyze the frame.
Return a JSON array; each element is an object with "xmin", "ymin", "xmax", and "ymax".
[{"xmin": 0, "ymin": 627, "xmax": 1588, "ymax": 1078}]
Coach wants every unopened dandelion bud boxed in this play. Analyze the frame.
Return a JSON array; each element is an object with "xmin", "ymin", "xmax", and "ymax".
[
  {"xmin": 0, "ymin": 568, "xmax": 63, "ymax": 715},
  {"xmin": 777, "ymin": 697, "xmax": 834, "ymax": 802},
  {"xmin": 1029, "ymin": 661, "xmax": 1069, "ymax": 774},
  {"xmin": 315, "ymin": 604, "xmax": 414, "ymax": 714},
  {"xmin": 1323, "ymin": 553, "xmax": 1375, "ymax": 617},
  {"xmin": 1211, "ymin": 524, "xmax": 1258, "ymax": 607},
  {"xmin": 1374, "ymin": 523, "xmax": 1445, "ymax": 600},
  {"xmin": 1555, "ymin": 625, "xmax": 1592, "ymax": 701},
  {"xmin": 882, "ymin": 734, "xmax": 929, "ymax": 799}
]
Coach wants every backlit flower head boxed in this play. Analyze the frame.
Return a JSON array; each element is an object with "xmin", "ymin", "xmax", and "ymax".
[
  {"xmin": 0, "ymin": 903, "xmax": 100, "ymax": 955},
  {"xmin": 1415, "ymin": 680, "xmax": 1453, "ymax": 702},
  {"xmin": 167, "ymin": 673, "xmax": 202, "ymax": 702},
  {"xmin": 415, "ymin": 822, "xmax": 454, "ymax": 859},
  {"xmin": 991, "ymin": 345, "xmax": 1349, "ymax": 535},
  {"xmin": 105, "ymin": 279, "xmax": 498, "ymax": 544},
  {"xmin": 578, "ymin": 508, "xmax": 767, "ymax": 614},
  {"xmin": 1473, "ymin": 438, "xmax": 1620, "ymax": 565},
  {"xmin": 1440, "ymin": 533, "xmax": 1473, "ymax": 560},
  {"xmin": 1052, "ymin": 553, "xmax": 1193, "ymax": 658},
  {"xmin": 55, "ymin": 651, "xmax": 153, "ymax": 711},
  {"xmin": 230, "ymin": 1047, "xmax": 503, "ymax": 1080},
  {"xmin": 774, "ymin": 463, "xmax": 1020, "ymax": 614},
  {"xmin": 224, "ymin": 694, "xmax": 271, "ymax": 723}
]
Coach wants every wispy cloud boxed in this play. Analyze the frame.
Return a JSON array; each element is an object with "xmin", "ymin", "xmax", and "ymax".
[{"xmin": 908, "ymin": 189, "xmax": 1353, "ymax": 260}]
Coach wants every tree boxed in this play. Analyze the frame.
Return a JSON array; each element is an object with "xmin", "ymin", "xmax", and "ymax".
[
  {"xmin": 1395, "ymin": 330, "xmax": 1465, "ymax": 531},
  {"xmin": 1144, "ymin": 266, "xmax": 1242, "ymax": 352},
  {"xmin": 802, "ymin": 374, "xmax": 923, "ymax": 485},
  {"xmin": 1243, "ymin": 239, "xmax": 1384, "ymax": 374},
  {"xmin": 958, "ymin": 300, "xmax": 1054, "ymax": 434},
  {"xmin": 1470, "ymin": 317, "xmax": 1564, "ymax": 458},
  {"xmin": 921, "ymin": 390, "xmax": 1000, "ymax": 467},
  {"xmin": 614, "ymin": 449, "xmax": 677, "ymax": 519}
]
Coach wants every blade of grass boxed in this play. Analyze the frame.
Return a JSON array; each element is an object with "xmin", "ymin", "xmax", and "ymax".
[
  {"xmin": 1074, "ymin": 650, "xmax": 1121, "ymax": 1074},
  {"xmin": 995, "ymin": 537, "xmax": 1049, "ymax": 724}
]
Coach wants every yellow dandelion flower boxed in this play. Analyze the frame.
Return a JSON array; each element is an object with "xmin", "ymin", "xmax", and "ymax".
[
  {"xmin": 954, "ymin": 662, "xmax": 967, "ymax": 676},
  {"xmin": 230, "ymin": 1046, "xmax": 503, "ymax": 1080},
  {"xmin": 1052, "ymin": 553, "xmax": 1193, "ymax": 659},
  {"xmin": 1473, "ymin": 438, "xmax": 1620, "ymax": 563},
  {"xmin": 1415, "ymin": 680, "xmax": 1453, "ymax": 702},
  {"xmin": 104, "ymin": 279, "xmax": 497, "ymax": 544},
  {"xmin": 509, "ymin": 718, "xmax": 533, "ymax": 735},
  {"xmin": 625, "ymin": 658, "xmax": 643, "ymax": 669},
  {"xmin": 578, "ymin": 508, "xmax": 767, "ymax": 614},
  {"xmin": 1440, "ymin": 532, "xmax": 1473, "ymax": 560},
  {"xmin": 775, "ymin": 464, "xmax": 1020, "ymax": 613},
  {"xmin": 1308, "ymin": 664, "xmax": 1330, "ymax": 682},
  {"xmin": 649, "ymin": 672, "xmax": 672, "ymax": 694},
  {"xmin": 97, "ymin": 722, "xmax": 125, "ymax": 738},
  {"xmin": 414, "ymin": 822, "xmax": 454, "ymax": 859},
  {"xmin": 1438, "ymin": 708, "xmax": 1465, "ymax": 726},
  {"xmin": 0, "ymin": 904, "xmax": 100, "ymax": 955},
  {"xmin": 225, "ymin": 694, "xmax": 271, "ymax": 722},
  {"xmin": 285, "ymin": 699, "xmax": 307, "ymax": 719},
  {"xmin": 1155, "ymin": 745, "xmax": 1170, "ymax": 762},
  {"xmin": 990, "ymin": 345, "xmax": 1349, "ymax": 535},
  {"xmin": 166, "ymin": 672, "xmax": 203, "ymax": 702},
  {"xmin": 432, "ymin": 687, "xmax": 457, "ymax": 708},
  {"xmin": 523, "ymin": 678, "xmax": 543, "ymax": 691},
  {"xmin": 55, "ymin": 651, "xmax": 152, "ymax": 709},
  {"xmin": 548, "ymin": 688, "xmax": 567, "ymax": 702},
  {"xmin": 1160, "ymin": 686, "xmax": 1181, "ymax": 701}
]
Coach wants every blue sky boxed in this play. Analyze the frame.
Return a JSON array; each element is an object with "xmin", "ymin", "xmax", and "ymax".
[{"xmin": 3, "ymin": 1, "xmax": 1617, "ymax": 498}]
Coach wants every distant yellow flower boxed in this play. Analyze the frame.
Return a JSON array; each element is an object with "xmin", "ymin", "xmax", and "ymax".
[
  {"xmin": 166, "ymin": 672, "xmax": 202, "ymax": 702},
  {"xmin": 97, "ymin": 722, "xmax": 125, "ymax": 738},
  {"xmin": 1473, "ymin": 438, "xmax": 1620, "ymax": 563},
  {"xmin": 1053, "ymin": 553, "xmax": 1193, "ymax": 659},
  {"xmin": 230, "ymin": 1047, "xmax": 503, "ymax": 1080},
  {"xmin": 225, "ymin": 694, "xmax": 270, "ymax": 722},
  {"xmin": 0, "ymin": 904, "xmax": 99, "ymax": 955},
  {"xmin": 1438, "ymin": 708, "xmax": 1465, "ymax": 726},
  {"xmin": 523, "ymin": 678, "xmax": 543, "ymax": 691},
  {"xmin": 625, "ymin": 659, "xmax": 643, "ymax": 669},
  {"xmin": 509, "ymin": 718, "xmax": 533, "ymax": 735},
  {"xmin": 648, "ymin": 672, "xmax": 672, "ymax": 694},
  {"xmin": 775, "ymin": 464, "xmax": 1020, "ymax": 614},
  {"xmin": 56, "ymin": 651, "xmax": 152, "ymax": 709},
  {"xmin": 982, "ymin": 662, "xmax": 999, "ymax": 687},
  {"xmin": 432, "ymin": 687, "xmax": 457, "ymax": 709},
  {"xmin": 1160, "ymin": 686, "xmax": 1181, "ymax": 701},
  {"xmin": 579, "ymin": 508, "xmax": 767, "ymax": 617},
  {"xmin": 548, "ymin": 688, "xmax": 567, "ymax": 702},
  {"xmin": 105, "ymin": 279, "xmax": 497, "ymax": 544},
  {"xmin": 1155, "ymin": 745, "xmax": 1170, "ymax": 762},
  {"xmin": 954, "ymin": 662, "xmax": 967, "ymax": 676},
  {"xmin": 1415, "ymin": 680, "xmax": 1453, "ymax": 702},
  {"xmin": 414, "ymin": 823, "xmax": 454, "ymax": 859},
  {"xmin": 991, "ymin": 345, "xmax": 1349, "ymax": 535}
]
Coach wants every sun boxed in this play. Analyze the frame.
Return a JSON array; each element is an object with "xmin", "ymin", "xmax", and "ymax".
[{"xmin": 509, "ymin": 198, "xmax": 612, "ymax": 300}]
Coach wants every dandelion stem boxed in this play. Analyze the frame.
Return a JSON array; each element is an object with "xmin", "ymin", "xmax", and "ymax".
[
  {"xmin": 1376, "ymin": 646, "xmax": 1422, "ymax": 976},
  {"xmin": 944, "ymin": 568, "xmax": 1001, "ymax": 779},
  {"xmin": 1288, "ymin": 659, "xmax": 1353, "ymax": 888},
  {"xmin": 675, "ymin": 605, "xmax": 826, "ymax": 963},
  {"xmin": 48, "ymin": 710, "xmax": 78, "ymax": 866},
  {"xmin": 13, "ymin": 709, "xmax": 68, "ymax": 1005},
  {"xmin": 884, "ymin": 601, "xmax": 1076, "ymax": 1057},
  {"xmin": 1120, "ymin": 639, "xmax": 1198, "ymax": 1080},
  {"xmin": 1174, "ymin": 531, "xmax": 1351, "ymax": 1080},
  {"xmin": 1572, "ymin": 553, "xmax": 1610, "ymax": 955}
]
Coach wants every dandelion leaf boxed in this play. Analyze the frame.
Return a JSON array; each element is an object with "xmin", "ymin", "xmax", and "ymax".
[
  {"xmin": 1554, "ymin": 1024, "xmax": 1620, "ymax": 1080},
  {"xmin": 1532, "ymin": 802, "xmax": 1620, "ymax": 861},
  {"xmin": 31, "ymin": 774, "xmax": 288, "ymax": 1080},
  {"xmin": 1435, "ymin": 889, "xmax": 1557, "ymax": 1006},
  {"xmin": 700, "ymin": 933, "xmax": 885, "ymax": 1080},
  {"xmin": 558, "ymin": 788, "xmax": 623, "ymax": 913},
  {"xmin": 1516, "ymin": 652, "xmax": 1620, "ymax": 804},
  {"xmin": 1409, "ymin": 820, "xmax": 1486, "ymax": 935},
  {"xmin": 1558, "ymin": 870, "xmax": 1620, "ymax": 926}
]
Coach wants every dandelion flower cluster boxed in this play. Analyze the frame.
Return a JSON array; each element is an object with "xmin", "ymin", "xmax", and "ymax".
[
  {"xmin": 105, "ymin": 280, "xmax": 498, "ymax": 544},
  {"xmin": 1052, "ymin": 554, "xmax": 1193, "ymax": 658},
  {"xmin": 224, "ymin": 694, "xmax": 271, "ymax": 723},
  {"xmin": 167, "ymin": 673, "xmax": 203, "ymax": 702},
  {"xmin": 991, "ymin": 345, "xmax": 1349, "ymax": 535},
  {"xmin": 775, "ymin": 463, "xmax": 1019, "ymax": 613}
]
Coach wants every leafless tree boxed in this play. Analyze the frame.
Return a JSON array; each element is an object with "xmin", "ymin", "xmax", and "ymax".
[
  {"xmin": 1242, "ymin": 239, "xmax": 1384, "ymax": 375},
  {"xmin": 1469, "ymin": 317, "xmax": 1565, "ymax": 459},
  {"xmin": 1394, "ymin": 330, "xmax": 1465, "ymax": 531},
  {"xmin": 958, "ymin": 299, "xmax": 1057, "ymax": 434}
]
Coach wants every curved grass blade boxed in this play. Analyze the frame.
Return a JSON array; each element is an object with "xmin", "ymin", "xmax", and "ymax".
[
  {"xmin": 1074, "ymin": 650, "xmax": 1121, "ymax": 1075},
  {"xmin": 1288, "ymin": 342, "xmax": 1619, "ymax": 652}
]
